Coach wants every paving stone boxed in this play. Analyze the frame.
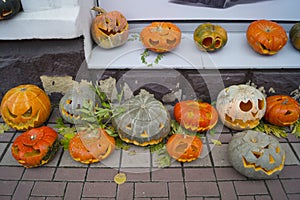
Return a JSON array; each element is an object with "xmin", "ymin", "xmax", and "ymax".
[
  {"xmin": 91, "ymin": 149, "xmax": 121, "ymax": 169},
  {"xmin": 291, "ymin": 143, "xmax": 300, "ymax": 159},
  {"xmin": 279, "ymin": 165, "xmax": 300, "ymax": 178},
  {"xmin": 54, "ymin": 168, "xmax": 87, "ymax": 181},
  {"xmin": 120, "ymin": 168, "xmax": 150, "ymax": 181},
  {"xmin": 0, "ymin": 131, "xmax": 15, "ymax": 142},
  {"xmin": 152, "ymin": 151, "xmax": 182, "ymax": 168},
  {"xmin": 254, "ymin": 195, "xmax": 272, "ymax": 200},
  {"xmin": 210, "ymin": 144, "xmax": 231, "ymax": 167},
  {"xmin": 121, "ymin": 146, "xmax": 151, "ymax": 168},
  {"xmin": 186, "ymin": 197, "xmax": 204, "ymax": 200},
  {"xmin": 281, "ymin": 179, "xmax": 300, "ymax": 194},
  {"xmin": 0, "ymin": 143, "xmax": 20, "ymax": 166},
  {"xmin": 117, "ymin": 183, "xmax": 134, "ymax": 200},
  {"xmin": 215, "ymin": 167, "xmax": 247, "ymax": 181},
  {"xmin": 184, "ymin": 168, "xmax": 215, "ymax": 181},
  {"xmin": 0, "ymin": 196, "xmax": 12, "ymax": 200},
  {"xmin": 29, "ymin": 197, "xmax": 46, "ymax": 200},
  {"xmin": 31, "ymin": 182, "xmax": 66, "ymax": 197},
  {"xmin": 0, "ymin": 166, "xmax": 24, "ymax": 180},
  {"xmin": 183, "ymin": 144, "xmax": 212, "ymax": 167},
  {"xmin": 169, "ymin": 182, "xmax": 185, "ymax": 200},
  {"xmin": 281, "ymin": 143, "xmax": 300, "ymax": 165},
  {"xmin": 237, "ymin": 196, "xmax": 255, "ymax": 200},
  {"xmin": 209, "ymin": 132, "xmax": 233, "ymax": 144},
  {"xmin": 59, "ymin": 150, "xmax": 89, "ymax": 167},
  {"xmin": 287, "ymin": 194, "xmax": 300, "ymax": 200},
  {"xmin": 265, "ymin": 179, "xmax": 288, "ymax": 200},
  {"xmin": 45, "ymin": 197, "xmax": 63, "ymax": 200},
  {"xmin": 218, "ymin": 181, "xmax": 237, "ymax": 200},
  {"xmin": 234, "ymin": 180, "xmax": 268, "ymax": 195},
  {"xmin": 23, "ymin": 167, "xmax": 55, "ymax": 180},
  {"xmin": 0, "ymin": 143, "xmax": 8, "ymax": 159},
  {"xmin": 286, "ymin": 134, "xmax": 300, "ymax": 142},
  {"xmin": 64, "ymin": 182, "xmax": 83, "ymax": 200},
  {"xmin": 86, "ymin": 168, "xmax": 118, "ymax": 181},
  {"xmin": 83, "ymin": 182, "xmax": 116, "ymax": 198},
  {"xmin": 185, "ymin": 182, "xmax": 219, "ymax": 197},
  {"xmin": 12, "ymin": 181, "xmax": 34, "ymax": 200},
  {"xmin": 47, "ymin": 108, "xmax": 62, "ymax": 123},
  {"xmin": 0, "ymin": 181, "xmax": 18, "ymax": 195},
  {"xmin": 152, "ymin": 168, "xmax": 183, "ymax": 181},
  {"xmin": 135, "ymin": 182, "xmax": 168, "ymax": 198}
]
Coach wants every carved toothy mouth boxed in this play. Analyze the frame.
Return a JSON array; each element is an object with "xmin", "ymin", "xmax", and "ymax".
[{"xmin": 225, "ymin": 114, "xmax": 260, "ymax": 129}]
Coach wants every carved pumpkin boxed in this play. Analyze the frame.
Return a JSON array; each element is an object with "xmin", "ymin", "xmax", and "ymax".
[
  {"xmin": 0, "ymin": 0, "xmax": 21, "ymax": 20},
  {"xmin": 140, "ymin": 22, "xmax": 182, "ymax": 53},
  {"xmin": 289, "ymin": 22, "xmax": 300, "ymax": 51},
  {"xmin": 166, "ymin": 134, "xmax": 203, "ymax": 162},
  {"xmin": 174, "ymin": 100, "xmax": 218, "ymax": 132},
  {"xmin": 216, "ymin": 84, "xmax": 266, "ymax": 130},
  {"xmin": 112, "ymin": 93, "xmax": 171, "ymax": 146},
  {"xmin": 246, "ymin": 19, "xmax": 288, "ymax": 55},
  {"xmin": 194, "ymin": 23, "xmax": 228, "ymax": 52},
  {"xmin": 91, "ymin": 7, "xmax": 129, "ymax": 49},
  {"xmin": 264, "ymin": 95, "xmax": 300, "ymax": 126},
  {"xmin": 69, "ymin": 128, "xmax": 115, "ymax": 164},
  {"xmin": 228, "ymin": 130, "xmax": 285, "ymax": 179},
  {"xmin": 11, "ymin": 126, "xmax": 59, "ymax": 168},
  {"xmin": 1, "ymin": 84, "xmax": 51, "ymax": 131},
  {"xmin": 59, "ymin": 82, "xmax": 101, "ymax": 124}
]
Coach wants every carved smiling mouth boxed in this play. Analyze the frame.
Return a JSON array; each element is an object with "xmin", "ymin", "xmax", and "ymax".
[{"xmin": 225, "ymin": 114, "xmax": 260, "ymax": 129}]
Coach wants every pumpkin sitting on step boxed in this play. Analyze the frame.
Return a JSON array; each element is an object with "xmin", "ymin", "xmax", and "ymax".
[
  {"xmin": 228, "ymin": 130, "xmax": 285, "ymax": 179},
  {"xmin": 11, "ymin": 126, "xmax": 59, "ymax": 168},
  {"xmin": 112, "ymin": 93, "xmax": 171, "ymax": 146},
  {"xmin": 289, "ymin": 22, "xmax": 300, "ymax": 51},
  {"xmin": 1, "ymin": 84, "xmax": 51, "ymax": 131},
  {"xmin": 0, "ymin": 0, "xmax": 21, "ymax": 20}
]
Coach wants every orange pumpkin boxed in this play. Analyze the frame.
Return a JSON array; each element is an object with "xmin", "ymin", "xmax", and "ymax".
[
  {"xmin": 69, "ymin": 128, "xmax": 115, "ymax": 164},
  {"xmin": 11, "ymin": 126, "xmax": 59, "ymax": 168},
  {"xmin": 246, "ymin": 19, "xmax": 288, "ymax": 55},
  {"xmin": 264, "ymin": 95, "xmax": 300, "ymax": 126},
  {"xmin": 166, "ymin": 134, "xmax": 203, "ymax": 162},
  {"xmin": 174, "ymin": 100, "xmax": 218, "ymax": 132},
  {"xmin": 140, "ymin": 22, "xmax": 181, "ymax": 53},
  {"xmin": 1, "ymin": 84, "xmax": 51, "ymax": 131},
  {"xmin": 91, "ymin": 7, "xmax": 129, "ymax": 49}
]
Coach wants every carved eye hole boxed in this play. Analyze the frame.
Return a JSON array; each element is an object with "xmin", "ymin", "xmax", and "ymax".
[
  {"xmin": 8, "ymin": 108, "xmax": 17, "ymax": 118},
  {"xmin": 23, "ymin": 107, "xmax": 32, "ymax": 118},
  {"xmin": 149, "ymin": 39, "xmax": 159, "ymax": 46},
  {"xmin": 66, "ymin": 99, "xmax": 72, "ymax": 105},
  {"xmin": 167, "ymin": 38, "xmax": 176, "ymax": 45},
  {"xmin": 240, "ymin": 100, "xmax": 253, "ymax": 112},
  {"xmin": 252, "ymin": 151, "xmax": 262, "ymax": 159},
  {"xmin": 258, "ymin": 99, "xmax": 265, "ymax": 110}
]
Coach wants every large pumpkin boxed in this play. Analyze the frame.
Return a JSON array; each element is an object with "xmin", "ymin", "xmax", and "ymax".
[
  {"xmin": 166, "ymin": 134, "xmax": 203, "ymax": 162},
  {"xmin": 228, "ymin": 130, "xmax": 285, "ymax": 179},
  {"xmin": 11, "ymin": 126, "xmax": 59, "ymax": 168},
  {"xmin": 1, "ymin": 84, "xmax": 51, "ymax": 131},
  {"xmin": 69, "ymin": 128, "xmax": 115, "ymax": 164},
  {"xmin": 264, "ymin": 95, "xmax": 300, "ymax": 126},
  {"xmin": 216, "ymin": 84, "xmax": 266, "ymax": 130},
  {"xmin": 91, "ymin": 7, "xmax": 129, "ymax": 49},
  {"xmin": 174, "ymin": 100, "xmax": 218, "ymax": 132},
  {"xmin": 0, "ymin": 0, "xmax": 21, "ymax": 20},
  {"xmin": 289, "ymin": 22, "xmax": 300, "ymax": 51},
  {"xmin": 59, "ymin": 82, "xmax": 101, "ymax": 124},
  {"xmin": 140, "ymin": 22, "xmax": 182, "ymax": 53},
  {"xmin": 246, "ymin": 19, "xmax": 288, "ymax": 55},
  {"xmin": 193, "ymin": 23, "xmax": 228, "ymax": 52},
  {"xmin": 112, "ymin": 93, "xmax": 171, "ymax": 146}
]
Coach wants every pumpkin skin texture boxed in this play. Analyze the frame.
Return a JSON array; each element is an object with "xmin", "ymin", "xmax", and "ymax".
[
  {"xmin": 140, "ymin": 22, "xmax": 182, "ymax": 53},
  {"xmin": 216, "ymin": 84, "xmax": 266, "ymax": 130},
  {"xmin": 112, "ymin": 94, "xmax": 171, "ymax": 146},
  {"xmin": 59, "ymin": 82, "xmax": 101, "ymax": 124},
  {"xmin": 194, "ymin": 23, "xmax": 228, "ymax": 52},
  {"xmin": 11, "ymin": 126, "xmax": 59, "ymax": 168},
  {"xmin": 166, "ymin": 134, "xmax": 203, "ymax": 162},
  {"xmin": 228, "ymin": 130, "xmax": 285, "ymax": 179},
  {"xmin": 264, "ymin": 95, "xmax": 300, "ymax": 126},
  {"xmin": 91, "ymin": 7, "xmax": 129, "ymax": 49},
  {"xmin": 246, "ymin": 19, "xmax": 288, "ymax": 55},
  {"xmin": 0, "ymin": 0, "xmax": 21, "ymax": 20},
  {"xmin": 69, "ymin": 129, "xmax": 115, "ymax": 164},
  {"xmin": 174, "ymin": 100, "xmax": 218, "ymax": 132},
  {"xmin": 1, "ymin": 84, "xmax": 51, "ymax": 131},
  {"xmin": 289, "ymin": 22, "xmax": 300, "ymax": 51}
]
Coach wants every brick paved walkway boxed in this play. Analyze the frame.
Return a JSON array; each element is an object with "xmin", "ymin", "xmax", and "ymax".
[{"xmin": 1, "ymin": 107, "xmax": 300, "ymax": 200}]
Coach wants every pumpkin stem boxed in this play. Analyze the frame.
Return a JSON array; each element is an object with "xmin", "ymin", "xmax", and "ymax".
[
  {"xmin": 92, "ymin": 6, "xmax": 107, "ymax": 14},
  {"xmin": 282, "ymin": 98, "xmax": 289, "ymax": 105},
  {"xmin": 30, "ymin": 135, "xmax": 36, "ymax": 140},
  {"xmin": 250, "ymin": 138, "xmax": 257, "ymax": 143}
]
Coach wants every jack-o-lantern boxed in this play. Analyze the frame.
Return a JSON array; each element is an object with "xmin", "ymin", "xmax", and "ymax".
[
  {"xmin": 112, "ymin": 93, "xmax": 171, "ymax": 146},
  {"xmin": 0, "ymin": 0, "xmax": 21, "ymax": 20},
  {"xmin": 91, "ymin": 7, "xmax": 129, "ymax": 49},
  {"xmin": 216, "ymin": 84, "xmax": 266, "ymax": 130},
  {"xmin": 59, "ymin": 82, "xmax": 101, "ymax": 124},
  {"xmin": 69, "ymin": 128, "xmax": 115, "ymax": 164},
  {"xmin": 174, "ymin": 100, "xmax": 218, "ymax": 132},
  {"xmin": 140, "ymin": 22, "xmax": 182, "ymax": 53},
  {"xmin": 228, "ymin": 130, "xmax": 285, "ymax": 179},
  {"xmin": 1, "ymin": 84, "xmax": 51, "ymax": 131},
  {"xmin": 11, "ymin": 126, "xmax": 59, "ymax": 168},
  {"xmin": 289, "ymin": 22, "xmax": 300, "ymax": 51},
  {"xmin": 166, "ymin": 134, "xmax": 203, "ymax": 162}
]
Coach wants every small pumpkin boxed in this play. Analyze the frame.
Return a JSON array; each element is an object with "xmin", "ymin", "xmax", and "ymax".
[
  {"xmin": 174, "ymin": 100, "xmax": 218, "ymax": 132},
  {"xmin": 69, "ymin": 128, "xmax": 115, "ymax": 164},
  {"xmin": 166, "ymin": 134, "xmax": 203, "ymax": 162},
  {"xmin": 11, "ymin": 126, "xmax": 59, "ymax": 168},
  {"xmin": 112, "ymin": 93, "xmax": 171, "ymax": 146},
  {"xmin": 228, "ymin": 130, "xmax": 285, "ymax": 179},
  {"xmin": 289, "ymin": 22, "xmax": 300, "ymax": 51},
  {"xmin": 193, "ymin": 23, "xmax": 228, "ymax": 52},
  {"xmin": 246, "ymin": 19, "xmax": 288, "ymax": 55},
  {"xmin": 91, "ymin": 7, "xmax": 129, "ymax": 49},
  {"xmin": 0, "ymin": 0, "xmax": 21, "ymax": 20},
  {"xmin": 140, "ymin": 22, "xmax": 182, "ymax": 53},
  {"xmin": 216, "ymin": 84, "xmax": 266, "ymax": 130},
  {"xmin": 264, "ymin": 95, "xmax": 300, "ymax": 126},
  {"xmin": 1, "ymin": 84, "xmax": 51, "ymax": 131}
]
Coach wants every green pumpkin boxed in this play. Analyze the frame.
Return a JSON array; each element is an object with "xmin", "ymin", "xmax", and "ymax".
[
  {"xmin": 289, "ymin": 22, "xmax": 300, "ymax": 51},
  {"xmin": 228, "ymin": 130, "xmax": 285, "ymax": 179},
  {"xmin": 0, "ymin": 0, "xmax": 21, "ymax": 20},
  {"xmin": 112, "ymin": 93, "xmax": 171, "ymax": 146}
]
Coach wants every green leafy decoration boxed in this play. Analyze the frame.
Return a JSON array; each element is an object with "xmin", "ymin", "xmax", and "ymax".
[
  {"xmin": 154, "ymin": 145, "xmax": 171, "ymax": 168},
  {"xmin": 210, "ymin": 138, "xmax": 222, "ymax": 146},
  {"xmin": 0, "ymin": 123, "xmax": 10, "ymax": 134},
  {"xmin": 127, "ymin": 33, "xmax": 140, "ymax": 41},
  {"xmin": 140, "ymin": 49, "xmax": 164, "ymax": 67},
  {"xmin": 115, "ymin": 137, "xmax": 131, "ymax": 151},
  {"xmin": 291, "ymin": 120, "xmax": 300, "ymax": 138},
  {"xmin": 55, "ymin": 118, "xmax": 77, "ymax": 150},
  {"xmin": 254, "ymin": 121, "xmax": 288, "ymax": 138}
]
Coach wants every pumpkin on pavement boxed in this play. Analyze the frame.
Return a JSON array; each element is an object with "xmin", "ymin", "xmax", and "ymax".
[{"xmin": 289, "ymin": 22, "xmax": 300, "ymax": 51}]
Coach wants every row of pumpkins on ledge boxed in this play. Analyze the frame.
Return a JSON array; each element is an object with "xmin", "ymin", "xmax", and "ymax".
[
  {"xmin": 0, "ymin": 83, "xmax": 299, "ymax": 179},
  {"xmin": 91, "ymin": 7, "xmax": 300, "ymax": 54}
]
